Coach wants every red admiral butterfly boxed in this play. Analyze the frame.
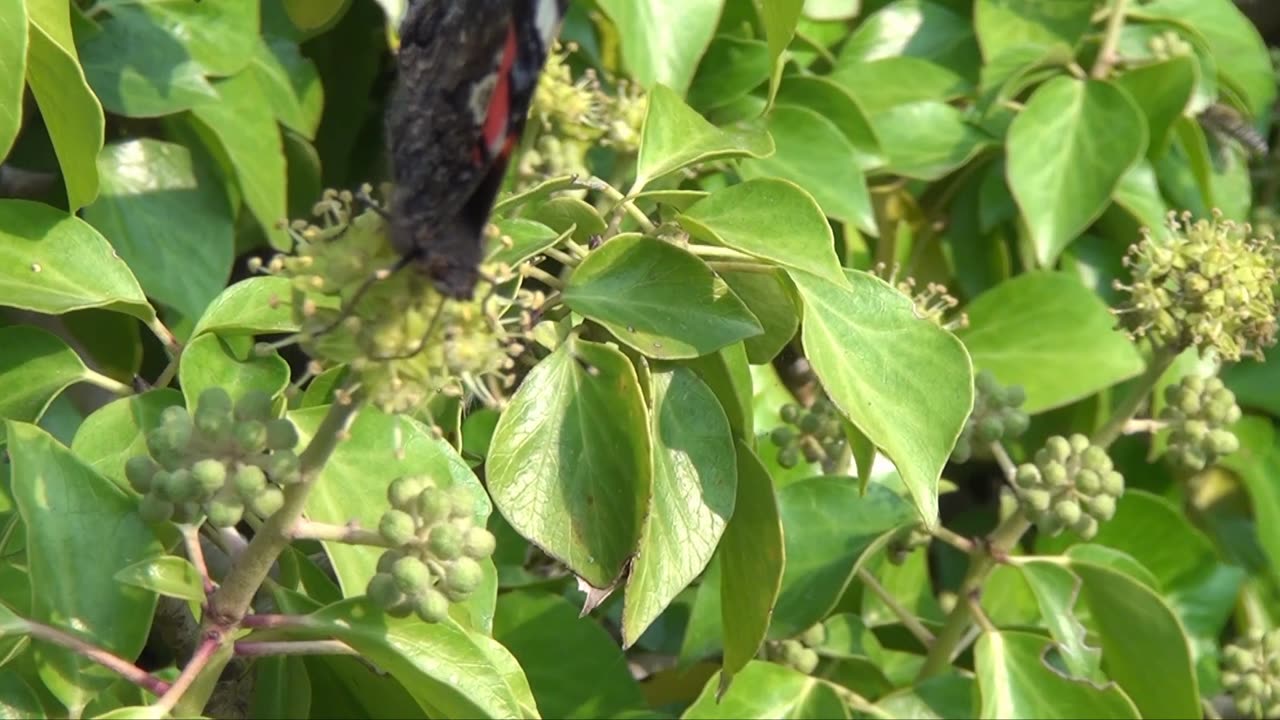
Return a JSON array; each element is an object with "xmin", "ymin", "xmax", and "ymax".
[{"xmin": 387, "ymin": 0, "xmax": 568, "ymax": 300}]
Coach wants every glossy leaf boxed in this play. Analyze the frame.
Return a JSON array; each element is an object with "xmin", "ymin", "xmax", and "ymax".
[
  {"xmin": 832, "ymin": 56, "xmax": 970, "ymax": 117},
  {"xmin": 487, "ymin": 340, "xmax": 651, "ymax": 589},
  {"xmin": 680, "ymin": 178, "xmax": 844, "ymax": 284},
  {"xmin": 0, "ymin": 673, "xmax": 44, "ymax": 720},
  {"xmin": 294, "ymin": 407, "xmax": 497, "ymax": 632},
  {"xmin": 873, "ymin": 101, "xmax": 992, "ymax": 181},
  {"xmin": 305, "ymin": 599, "xmax": 538, "ymax": 719},
  {"xmin": 875, "ymin": 675, "xmax": 977, "ymax": 719},
  {"xmin": 623, "ymin": 368, "xmax": 737, "ymax": 645},
  {"xmin": 82, "ymin": 139, "xmax": 234, "ymax": 321},
  {"xmin": 250, "ymin": 657, "xmax": 311, "ymax": 720},
  {"xmin": 1112, "ymin": 56, "xmax": 1196, "ymax": 160},
  {"xmin": 794, "ymin": 271, "xmax": 973, "ymax": 526},
  {"xmin": 251, "ymin": 37, "xmax": 324, "ymax": 139},
  {"xmin": 774, "ymin": 75, "xmax": 882, "ymax": 169},
  {"xmin": 191, "ymin": 276, "xmax": 307, "ymax": 338},
  {"xmin": 687, "ymin": 36, "xmax": 769, "ymax": 112},
  {"xmin": 7, "ymin": 422, "xmax": 163, "ymax": 715},
  {"xmin": 563, "ymin": 234, "xmax": 763, "ymax": 359},
  {"xmin": 720, "ymin": 269, "xmax": 800, "ymax": 364},
  {"xmin": 958, "ymin": 272, "xmax": 1144, "ymax": 413},
  {"xmin": 683, "ymin": 661, "xmax": 848, "ymax": 718},
  {"xmin": 718, "ymin": 441, "xmax": 784, "ymax": 692},
  {"xmin": 973, "ymin": 0, "xmax": 1095, "ymax": 61},
  {"xmin": 486, "ymin": 218, "xmax": 562, "ymax": 267},
  {"xmin": 25, "ymin": 0, "xmax": 104, "ymax": 210},
  {"xmin": 633, "ymin": 84, "xmax": 774, "ymax": 191},
  {"xmin": 1013, "ymin": 561, "xmax": 1102, "ymax": 681},
  {"xmin": 739, "ymin": 105, "xmax": 875, "ymax": 233},
  {"xmin": 178, "ymin": 334, "xmax": 290, "ymax": 412},
  {"xmin": 0, "ymin": 326, "xmax": 89, "ymax": 440},
  {"xmin": 0, "ymin": 0, "xmax": 26, "ymax": 159},
  {"xmin": 1007, "ymin": 77, "xmax": 1146, "ymax": 266},
  {"xmin": 494, "ymin": 591, "xmax": 645, "ymax": 719},
  {"xmin": 1215, "ymin": 418, "xmax": 1280, "ymax": 598},
  {"xmin": 114, "ymin": 556, "xmax": 205, "ymax": 605},
  {"xmin": 596, "ymin": 0, "xmax": 722, "ymax": 96},
  {"xmin": 758, "ymin": 0, "xmax": 803, "ymax": 103},
  {"xmin": 841, "ymin": 0, "xmax": 979, "ymax": 72},
  {"xmin": 191, "ymin": 71, "xmax": 290, "ymax": 250},
  {"xmin": 684, "ymin": 343, "xmax": 753, "ymax": 440},
  {"xmin": 975, "ymin": 631, "xmax": 1140, "ymax": 719}
]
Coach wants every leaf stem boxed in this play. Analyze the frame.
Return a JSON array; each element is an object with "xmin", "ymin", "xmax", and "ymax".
[
  {"xmin": 289, "ymin": 519, "xmax": 388, "ymax": 547},
  {"xmin": 584, "ymin": 176, "xmax": 656, "ymax": 234},
  {"xmin": 932, "ymin": 525, "xmax": 976, "ymax": 554},
  {"xmin": 145, "ymin": 316, "xmax": 183, "ymax": 356},
  {"xmin": 521, "ymin": 265, "xmax": 566, "ymax": 290},
  {"xmin": 235, "ymin": 639, "xmax": 357, "ymax": 658},
  {"xmin": 856, "ymin": 568, "xmax": 935, "ymax": 648},
  {"xmin": 80, "ymin": 368, "xmax": 133, "ymax": 396},
  {"xmin": 151, "ymin": 633, "xmax": 220, "ymax": 715},
  {"xmin": 19, "ymin": 619, "xmax": 170, "ymax": 696},
  {"xmin": 180, "ymin": 523, "xmax": 215, "ymax": 595},
  {"xmin": 1091, "ymin": 0, "xmax": 1129, "ymax": 79},
  {"xmin": 1092, "ymin": 349, "xmax": 1178, "ymax": 448}
]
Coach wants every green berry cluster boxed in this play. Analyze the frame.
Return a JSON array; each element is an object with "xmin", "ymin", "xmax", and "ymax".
[
  {"xmin": 365, "ymin": 475, "xmax": 497, "ymax": 623},
  {"xmin": 951, "ymin": 370, "xmax": 1030, "ymax": 463},
  {"xmin": 259, "ymin": 189, "xmax": 536, "ymax": 414},
  {"xmin": 769, "ymin": 400, "xmax": 846, "ymax": 469},
  {"xmin": 1222, "ymin": 629, "xmax": 1280, "ymax": 719},
  {"xmin": 1159, "ymin": 374, "xmax": 1242, "ymax": 471},
  {"xmin": 887, "ymin": 523, "xmax": 932, "ymax": 565},
  {"xmin": 1114, "ymin": 210, "xmax": 1280, "ymax": 362},
  {"xmin": 763, "ymin": 624, "xmax": 826, "ymax": 675},
  {"xmin": 1013, "ymin": 435, "xmax": 1123, "ymax": 540},
  {"xmin": 127, "ymin": 388, "xmax": 299, "ymax": 526}
]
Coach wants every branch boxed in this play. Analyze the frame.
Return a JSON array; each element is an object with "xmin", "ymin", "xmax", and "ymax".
[
  {"xmin": 1092, "ymin": 349, "xmax": 1178, "ymax": 448},
  {"xmin": 856, "ymin": 568, "xmax": 935, "ymax": 648},
  {"xmin": 20, "ymin": 619, "xmax": 170, "ymax": 696},
  {"xmin": 1091, "ymin": 0, "xmax": 1129, "ymax": 79},
  {"xmin": 289, "ymin": 519, "xmax": 388, "ymax": 547},
  {"xmin": 236, "ymin": 640, "xmax": 357, "ymax": 658}
]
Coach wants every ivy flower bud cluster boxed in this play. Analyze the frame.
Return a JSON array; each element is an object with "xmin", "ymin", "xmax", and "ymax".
[
  {"xmin": 763, "ymin": 624, "xmax": 826, "ymax": 675},
  {"xmin": 1222, "ymin": 629, "xmax": 1280, "ymax": 719},
  {"xmin": 1013, "ymin": 435, "xmax": 1123, "ymax": 540},
  {"xmin": 769, "ymin": 399, "xmax": 847, "ymax": 469},
  {"xmin": 1114, "ymin": 210, "xmax": 1279, "ymax": 361},
  {"xmin": 951, "ymin": 370, "xmax": 1030, "ymax": 463},
  {"xmin": 1160, "ymin": 374, "xmax": 1242, "ymax": 471},
  {"xmin": 366, "ymin": 475, "xmax": 497, "ymax": 623},
  {"xmin": 128, "ymin": 388, "xmax": 300, "ymax": 527}
]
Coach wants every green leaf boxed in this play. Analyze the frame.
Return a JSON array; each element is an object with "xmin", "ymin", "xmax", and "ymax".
[
  {"xmin": 493, "ymin": 591, "xmax": 646, "ymax": 719},
  {"xmin": 191, "ymin": 71, "xmax": 289, "ymax": 250},
  {"xmin": 251, "ymin": 36, "xmax": 324, "ymax": 139},
  {"xmin": 71, "ymin": 390, "xmax": 184, "ymax": 493},
  {"xmin": 720, "ymin": 269, "xmax": 800, "ymax": 364},
  {"xmin": 7, "ymin": 422, "xmax": 163, "ymax": 716},
  {"xmin": 178, "ymin": 334, "xmax": 290, "ymax": 411},
  {"xmin": 305, "ymin": 598, "xmax": 537, "ymax": 719},
  {"xmin": 114, "ymin": 556, "xmax": 206, "ymax": 605},
  {"xmin": 683, "ymin": 661, "xmax": 848, "ymax": 718},
  {"xmin": 872, "ymin": 101, "xmax": 992, "ymax": 181},
  {"xmin": 0, "ymin": 199, "xmax": 154, "ymax": 322},
  {"xmin": 1112, "ymin": 56, "xmax": 1196, "ymax": 160},
  {"xmin": 633, "ymin": 84, "xmax": 774, "ymax": 191},
  {"xmin": 875, "ymin": 675, "xmax": 976, "ymax": 719},
  {"xmin": 0, "ymin": 0, "xmax": 26, "ymax": 159},
  {"xmin": 833, "ymin": 56, "xmax": 970, "ymax": 117},
  {"xmin": 487, "ymin": 340, "xmax": 651, "ymax": 590},
  {"xmin": 774, "ymin": 75, "xmax": 882, "ymax": 169},
  {"xmin": 25, "ymin": 0, "xmax": 104, "ymax": 210},
  {"xmin": 294, "ymin": 407, "xmax": 497, "ymax": 632},
  {"xmin": 486, "ymin": 218, "xmax": 562, "ymax": 268},
  {"xmin": 563, "ymin": 234, "xmax": 762, "ymax": 359},
  {"xmin": 973, "ymin": 0, "xmax": 1095, "ymax": 62},
  {"xmin": 0, "ymin": 673, "xmax": 44, "ymax": 720},
  {"xmin": 82, "ymin": 139, "xmax": 234, "ymax": 321},
  {"xmin": 1111, "ymin": 160, "xmax": 1172, "ymax": 243},
  {"xmin": 250, "ymin": 657, "xmax": 311, "ymax": 720},
  {"xmin": 739, "ymin": 105, "xmax": 875, "ymax": 233},
  {"xmin": 684, "ymin": 342, "xmax": 753, "ymax": 440},
  {"xmin": 1062, "ymin": 559, "xmax": 1202, "ymax": 719},
  {"xmin": 772, "ymin": 479, "xmax": 915, "ymax": 638},
  {"xmin": 958, "ymin": 272, "xmax": 1144, "ymax": 413},
  {"xmin": 793, "ymin": 271, "xmax": 973, "ymax": 526},
  {"xmin": 758, "ymin": 0, "xmax": 803, "ymax": 104},
  {"xmin": 718, "ymin": 441, "xmax": 784, "ymax": 692},
  {"xmin": 0, "ymin": 326, "xmax": 90, "ymax": 441},
  {"xmin": 1217, "ymin": 418, "xmax": 1280, "ymax": 590},
  {"xmin": 282, "ymin": 0, "xmax": 349, "ymax": 33},
  {"xmin": 842, "ymin": 0, "xmax": 979, "ymax": 71},
  {"xmin": 623, "ymin": 368, "xmax": 736, "ymax": 645},
  {"xmin": 1223, "ymin": 356, "xmax": 1280, "ymax": 417},
  {"xmin": 975, "ymin": 631, "xmax": 1140, "ymax": 719},
  {"xmin": 596, "ymin": 0, "xmax": 722, "ymax": 96},
  {"xmin": 191, "ymin": 276, "xmax": 304, "ymax": 338},
  {"xmin": 680, "ymin": 178, "xmax": 844, "ymax": 284},
  {"xmin": 687, "ymin": 36, "xmax": 769, "ymax": 112},
  {"xmin": 1134, "ymin": 0, "xmax": 1275, "ymax": 117},
  {"xmin": 1006, "ymin": 77, "xmax": 1146, "ymax": 266},
  {"xmin": 1013, "ymin": 561, "xmax": 1103, "ymax": 681}
]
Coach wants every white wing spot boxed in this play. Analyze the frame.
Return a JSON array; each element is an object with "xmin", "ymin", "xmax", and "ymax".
[{"xmin": 468, "ymin": 72, "xmax": 498, "ymax": 126}]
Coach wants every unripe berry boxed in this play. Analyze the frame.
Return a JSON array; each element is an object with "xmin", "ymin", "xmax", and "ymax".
[
  {"xmin": 125, "ymin": 456, "xmax": 159, "ymax": 494},
  {"xmin": 770, "ymin": 426, "xmax": 796, "ymax": 447},
  {"xmin": 800, "ymin": 624, "xmax": 826, "ymax": 648},
  {"xmin": 414, "ymin": 589, "xmax": 451, "ymax": 623},
  {"xmin": 779, "ymin": 404, "xmax": 801, "ymax": 424},
  {"xmin": 1001, "ymin": 385, "xmax": 1027, "ymax": 408},
  {"xmin": 950, "ymin": 437, "xmax": 972, "ymax": 463},
  {"xmin": 1183, "ymin": 419, "xmax": 1210, "ymax": 440},
  {"xmin": 233, "ymin": 464, "xmax": 267, "ymax": 498},
  {"xmin": 447, "ymin": 485, "xmax": 474, "ymax": 520},
  {"xmin": 265, "ymin": 419, "xmax": 299, "ymax": 451},
  {"xmin": 380, "ymin": 510, "xmax": 417, "ymax": 547},
  {"xmin": 1081, "ymin": 446, "xmax": 1111, "ymax": 472},
  {"xmin": 235, "ymin": 390, "xmax": 275, "ymax": 422},
  {"xmin": 415, "ymin": 487, "xmax": 449, "ymax": 526},
  {"xmin": 794, "ymin": 648, "xmax": 819, "ymax": 674},
  {"xmin": 1022, "ymin": 488, "xmax": 1052, "ymax": 513},
  {"xmin": 1054, "ymin": 499, "xmax": 1082, "ymax": 527},
  {"xmin": 1042, "ymin": 462, "xmax": 1069, "ymax": 489},
  {"xmin": 428, "ymin": 525, "xmax": 463, "ymax": 561},
  {"xmin": 172, "ymin": 501, "xmax": 201, "ymax": 524},
  {"xmin": 975, "ymin": 416, "xmax": 1003, "ymax": 443},
  {"xmin": 249, "ymin": 486, "xmax": 285, "ymax": 517},
  {"xmin": 1076, "ymin": 469, "xmax": 1102, "ymax": 495},
  {"xmin": 162, "ymin": 469, "xmax": 198, "ymax": 502},
  {"xmin": 388, "ymin": 475, "xmax": 429, "ymax": 510},
  {"xmin": 264, "ymin": 450, "xmax": 301, "ymax": 485},
  {"xmin": 1014, "ymin": 464, "xmax": 1040, "ymax": 489},
  {"xmin": 1072, "ymin": 513, "xmax": 1099, "ymax": 539},
  {"xmin": 1207, "ymin": 429, "xmax": 1240, "ymax": 456},
  {"xmin": 798, "ymin": 413, "xmax": 822, "ymax": 434},
  {"xmin": 778, "ymin": 446, "xmax": 800, "ymax": 468},
  {"xmin": 138, "ymin": 493, "xmax": 175, "ymax": 523},
  {"xmin": 444, "ymin": 557, "xmax": 484, "ymax": 595},
  {"xmin": 233, "ymin": 421, "xmax": 268, "ymax": 454},
  {"xmin": 376, "ymin": 550, "xmax": 404, "ymax": 574},
  {"xmin": 367, "ymin": 572, "xmax": 404, "ymax": 611},
  {"xmin": 1003, "ymin": 410, "xmax": 1030, "ymax": 437},
  {"xmin": 392, "ymin": 555, "xmax": 433, "ymax": 594},
  {"xmin": 194, "ymin": 388, "xmax": 234, "ymax": 436},
  {"xmin": 1044, "ymin": 436, "xmax": 1072, "ymax": 463},
  {"xmin": 191, "ymin": 459, "xmax": 227, "ymax": 496},
  {"xmin": 1085, "ymin": 494, "xmax": 1116, "ymax": 521},
  {"xmin": 975, "ymin": 370, "xmax": 1000, "ymax": 397},
  {"xmin": 1068, "ymin": 433, "xmax": 1090, "ymax": 454},
  {"xmin": 462, "ymin": 527, "xmax": 497, "ymax": 559},
  {"xmin": 206, "ymin": 496, "xmax": 245, "ymax": 528},
  {"xmin": 1101, "ymin": 471, "xmax": 1124, "ymax": 497}
]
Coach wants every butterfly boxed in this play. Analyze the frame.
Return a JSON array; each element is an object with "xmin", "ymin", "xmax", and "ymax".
[{"xmin": 385, "ymin": 0, "xmax": 568, "ymax": 300}]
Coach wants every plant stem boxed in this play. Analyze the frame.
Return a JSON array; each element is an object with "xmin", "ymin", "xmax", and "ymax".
[
  {"xmin": 1091, "ymin": 0, "xmax": 1129, "ymax": 79},
  {"xmin": 151, "ymin": 633, "xmax": 220, "ymax": 715},
  {"xmin": 145, "ymin": 316, "xmax": 183, "ymax": 356},
  {"xmin": 180, "ymin": 523, "xmax": 215, "ymax": 595},
  {"xmin": 989, "ymin": 441, "xmax": 1018, "ymax": 482},
  {"xmin": 235, "ymin": 639, "xmax": 357, "ymax": 657},
  {"xmin": 1092, "ymin": 349, "xmax": 1177, "ymax": 448},
  {"xmin": 1123, "ymin": 418, "xmax": 1168, "ymax": 435},
  {"xmin": 81, "ymin": 369, "xmax": 133, "ymax": 396},
  {"xmin": 585, "ymin": 176, "xmax": 656, "ymax": 233},
  {"xmin": 289, "ymin": 519, "xmax": 388, "ymax": 546},
  {"xmin": 240, "ymin": 614, "xmax": 310, "ymax": 630},
  {"xmin": 521, "ymin": 265, "xmax": 566, "ymax": 290},
  {"xmin": 916, "ymin": 509, "xmax": 1031, "ymax": 680},
  {"xmin": 932, "ymin": 525, "xmax": 976, "ymax": 554},
  {"xmin": 20, "ymin": 619, "xmax": 170, "ymax": 696},
  {"xmin": 856, "ymin": 568, "xmax": 935, "ymax": 648}
]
